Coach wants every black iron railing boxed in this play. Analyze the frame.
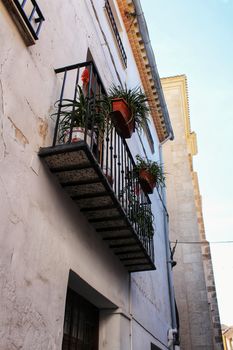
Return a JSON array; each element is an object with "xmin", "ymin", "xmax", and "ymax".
[
  {"xmin": 52, "ymin": 61, "xmax": 154, "ymax": 261},
  {"xmin": 105, "ymin": 0, "xmax": 127, "ymax": 67},
  {"xmin": 13, "ymin": 0, "xmax": 44, "ymax": 40}
]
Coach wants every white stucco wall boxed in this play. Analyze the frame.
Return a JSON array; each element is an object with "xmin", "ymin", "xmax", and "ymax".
[{"xmin": 0, "ymin": 0, "xmax": 173, "ymax": 349}]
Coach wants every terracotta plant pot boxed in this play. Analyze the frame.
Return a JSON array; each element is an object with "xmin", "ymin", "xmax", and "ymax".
[
  {"xmin": 111, "ymin": 98, "xmax": 135, "ymax": 139},
  {"xmin": 139, "ymin": 169, "xmax": 156, "ymax": 194}
]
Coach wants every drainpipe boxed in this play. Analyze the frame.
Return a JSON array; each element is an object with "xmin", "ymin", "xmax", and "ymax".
[
  {"xmin": 162, "ymin": 194, "xmax": 177, "ymax": 331},
  {"xmin": 159, "ymin": 144, "xmax": 178, "ymax": 349},
  {"xmin": 132, "ymin": 0, "xmax": 174, "ymax": 141},
  {"xmin": 129, "ymin": 275, "xmax": 133, "ymax": 350}
]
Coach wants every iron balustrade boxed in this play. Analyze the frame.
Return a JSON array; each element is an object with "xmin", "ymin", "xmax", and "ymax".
[
  {"xmin": 52, "ymin": 61, "xmax": 154, "ymax": 263},
  {"xmin": 105, "ymin": 0, "xmax": 127, "ymax": 67},
  {"xmin": 13, "ymin": 0, "xmax": 44, "ymax": 40}
]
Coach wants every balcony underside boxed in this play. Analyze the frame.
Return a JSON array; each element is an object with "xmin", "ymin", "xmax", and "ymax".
[{"xmin": 39, "ymin": 142, "xmax": 155, "ymax": 273}]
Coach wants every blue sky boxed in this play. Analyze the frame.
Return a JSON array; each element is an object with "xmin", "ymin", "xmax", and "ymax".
[{"xmin": 141, "ymin": 0, "xmax": 233, "ymax": 325}]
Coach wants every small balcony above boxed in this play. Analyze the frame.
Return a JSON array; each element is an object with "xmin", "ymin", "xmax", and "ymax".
[
  {"xmin": 39, "ymin": 61, "xmax": 155, "ymax": 273},
  {"xmin": 3, "ymin": 0, "xmax": 45, "ymax": 46}
]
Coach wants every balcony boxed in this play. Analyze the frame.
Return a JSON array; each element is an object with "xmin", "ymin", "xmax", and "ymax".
[
  {"xmin": 3, "ymin": 0, "xmax": 44, "ymax": 45},
  {"xmin": 39, "ymin": 61, "xmax": 155, "ymax": 272}
]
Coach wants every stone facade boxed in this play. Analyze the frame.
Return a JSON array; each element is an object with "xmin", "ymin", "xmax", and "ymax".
[{"xmin": 161, "ymin": 75, "xmax": 223, "ymax": 350}]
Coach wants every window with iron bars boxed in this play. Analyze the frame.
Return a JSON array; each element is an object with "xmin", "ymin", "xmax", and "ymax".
[
  {"xmin": 62, "ymin": 288, "xmax": 99, "ymax": 350},
  {"xmin": 3, "ymin": 0, "xmax": 44, "ymax": 46},
  {"xmin": 105, "ymin": 0, "xmax": 127, "ymax": 67}
]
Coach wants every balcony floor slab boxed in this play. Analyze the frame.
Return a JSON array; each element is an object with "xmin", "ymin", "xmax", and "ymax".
[{"xmin": 39, "ymin": 142, "xmax": 155, "ymax": 273}]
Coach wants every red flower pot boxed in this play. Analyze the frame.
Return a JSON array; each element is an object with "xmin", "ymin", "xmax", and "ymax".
[
  {"xmin": 111, "ymin": 98, "xmax": 135, "ymax": 139},
  {"xmin": 139, "ymin": 169, "xmax": 156, "ymax": 194}
]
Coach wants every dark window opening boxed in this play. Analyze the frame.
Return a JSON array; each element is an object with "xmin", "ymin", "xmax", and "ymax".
[
  {"xmin": 62, "ymin": 288, "xmax": 99, "ymax": 350},
  {"xmin": 86, "ymin": 48, "xmax": 93, "ymax": 62},
  {"xmin": 144, "ymin": 121, "xmax": 155, "ymax": 154},
  {"xmin": 151, "ymin": 343, "xmax": 161, "ymax": 350},
  {"xmin": 85, "ymin": 49, "xmax": 102, "ymax": 98}
]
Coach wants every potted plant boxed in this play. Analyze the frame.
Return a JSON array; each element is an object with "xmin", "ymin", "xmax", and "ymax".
[
  {"xmin": 53, "ymin": 85, "xmax": 105, "ymax": 144},
  {"xmin": 128, "ymin": 194, "xmax": 154, "ymax": 238},
  {"xmin": 135, "ymin": 154, "xmax": 165, "ymax": 194},
  {"xmin": 107, "ymin": 85, "xmax": 150, "ymax": 138},
  {"xmin": 134, "ymin": 205, "xmax": 154, "ymax": 238},
  {"xmin": 120, "ymin": 182, "xmax": 154, "ymax": 238}
]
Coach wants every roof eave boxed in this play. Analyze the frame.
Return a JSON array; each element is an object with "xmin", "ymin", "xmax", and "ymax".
[{"xmin": 117, "ymin": 0, "xmax": 174, "ymax": 142}]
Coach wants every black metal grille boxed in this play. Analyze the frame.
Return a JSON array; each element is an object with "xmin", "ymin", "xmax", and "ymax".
[
  {"xmin": 42, "ymin": 61, "xmax": 155, "ymax": 268},
  {"xmin": 105, "ymin": 0, "xmax": 127, "ymax": 67},
  {"xmin": 13, "ymin": 0, "xmax": 44, "ymax": 40},
  {"xmin": 62, "ymin": 288, "xmax": 99, "ymax": 350}
]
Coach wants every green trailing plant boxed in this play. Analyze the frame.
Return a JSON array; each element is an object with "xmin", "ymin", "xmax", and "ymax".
[
  {"xmin": 131, "ymin": 203, "xmax": 154, "ymax": 238},
  {"xmin": 52, "ymin": 85, "xmax": 106, "ymax": 143},
  {"xmin": 135, "ymin": 154, "xmax": 166, "ymax": 188},
  {"xmin": 108, "ymin": 84, "xmax": 150, "ymax": 132},
  {"xmin": 120, "ymin": 181, "xmax": 154, "ymax": 238},
  {"xmin": 95, "ymin": 93, "xmax": 112, "ymax": 127}
]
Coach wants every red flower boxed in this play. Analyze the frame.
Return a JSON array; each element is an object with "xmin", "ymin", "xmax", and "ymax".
[{"xmin": 81, "ymin": 67, "xmax": 89, "ymax": 85}]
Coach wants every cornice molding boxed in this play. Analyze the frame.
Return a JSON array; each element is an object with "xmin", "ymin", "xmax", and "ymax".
[
  {"xmin": 161, "ymin": 75, "xmax": 198, "ymax": 156},
  {"xmin": 116, "ymin": 0, "xmax": 171, "ymax": 142}
]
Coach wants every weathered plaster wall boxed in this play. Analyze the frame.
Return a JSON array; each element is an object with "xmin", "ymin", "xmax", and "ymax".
[
  {"xmin": 0, "ymin": 0, "xmax": 173, "ymax": 348},
  {"xmin": 162, "ymin": 75, "xmax": 223, "ymax": 350}
]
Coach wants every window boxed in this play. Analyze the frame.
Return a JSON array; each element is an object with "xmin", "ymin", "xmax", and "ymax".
[
  {"xmin": 62, "ymin": 288, "xmax": 99, "ymax": 350},
  {"xmin": 3, "ymin": 0, "xmax": 44, "ymax": 46},
  {"xmin": 105, "ymin": 0, "xmax": 127, "ymax": 67},
  {"xmin": 144, "ymin": 121, "xmax": 155, "ymax": 154}
]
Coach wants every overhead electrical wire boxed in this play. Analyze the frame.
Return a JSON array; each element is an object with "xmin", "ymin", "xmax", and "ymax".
[{"xmin": 170, "ymin": 241, "xmax": 233, "ymax": 244}]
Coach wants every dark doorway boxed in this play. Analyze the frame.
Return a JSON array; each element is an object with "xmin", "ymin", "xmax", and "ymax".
[{"xmin": 62, "ymin": 288, "xmax": 99, "ymax": 350}]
